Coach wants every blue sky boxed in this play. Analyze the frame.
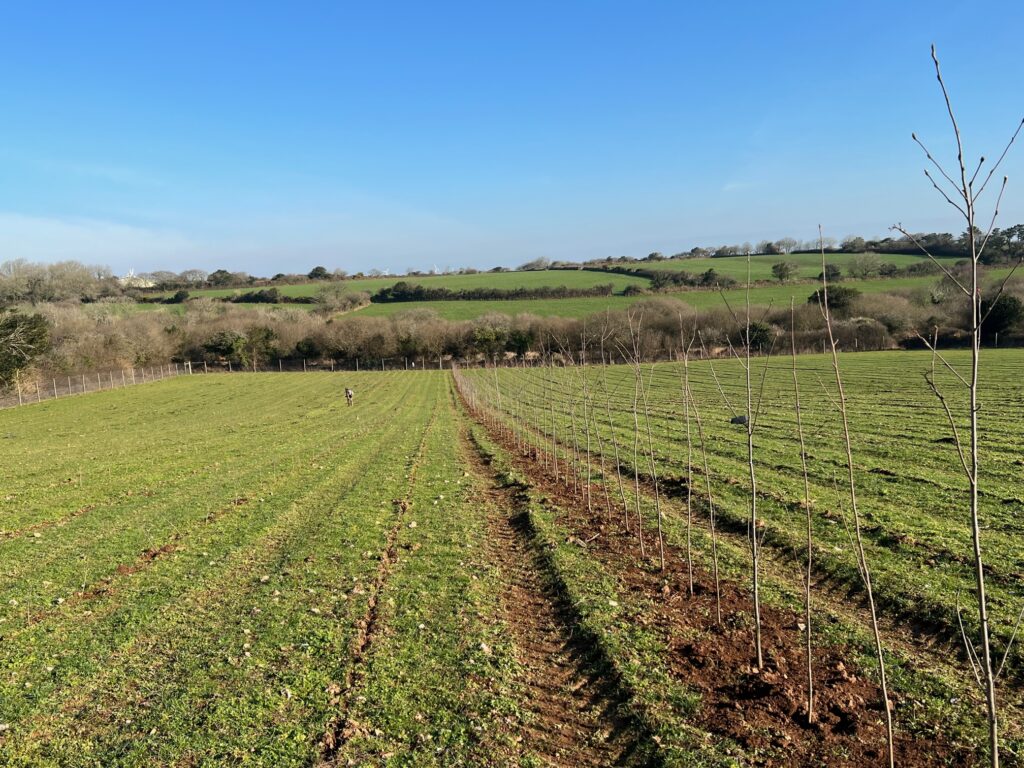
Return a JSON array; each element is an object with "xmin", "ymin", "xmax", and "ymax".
[{"xmin": 1, "ymin": 1, "xmax": 1022, "ymax": 276}]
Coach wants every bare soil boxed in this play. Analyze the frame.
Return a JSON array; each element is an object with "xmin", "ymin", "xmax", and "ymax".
[{"xmin": 463, "ymin": 432, "xmax": 641, "ymax": 767}]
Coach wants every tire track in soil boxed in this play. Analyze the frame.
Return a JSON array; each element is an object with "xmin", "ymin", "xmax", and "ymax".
[
  {"xmin": 318, "ymin": 398, "xmax": 442, "ymax": 764},
  {"xmin": 462, "ymin": 430, "xmax": 639, "ymax": 768}
]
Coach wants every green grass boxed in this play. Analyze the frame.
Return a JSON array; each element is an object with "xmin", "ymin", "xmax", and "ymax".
[
  {"xmin": 0, "ymin": 372, "xmax": 520, "ymax": 766},
  {"xmin": 466, "ymin": 350, "xmax": 1024, "ymax": 686},
  {"xmin": 159, "ymin": 269, "xmax": 651, "ymax": 300},
  {"xmin": 353, "ymin": 269, "xmax": 1013, "ymax": 320},
  {"xmin": 632, "ymin": 252, "xmax": 957, "ymax": 280},
  {"xmin": 355, "ymin": 294, "xmax": 652, "ymax": 320}
]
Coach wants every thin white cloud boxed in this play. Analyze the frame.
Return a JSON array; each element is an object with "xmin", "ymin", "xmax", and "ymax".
[{"xmin": 0, "ymin": 212, "xmax": 201, "ymax": 272}]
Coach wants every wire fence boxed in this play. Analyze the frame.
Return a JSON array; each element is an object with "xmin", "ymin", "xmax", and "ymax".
[
  {"xmin": 0, "ymin": 343, "xmax": 907, "ymax": 412},
  {"xmin": 0, "ymin": 355, "xmax": 455, "ymax": 411}
]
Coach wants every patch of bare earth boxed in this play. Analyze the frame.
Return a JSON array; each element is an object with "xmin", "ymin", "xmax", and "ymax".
[{"xmin": 463, "ymin": 433, "xmax": 640, "ymax": 768}]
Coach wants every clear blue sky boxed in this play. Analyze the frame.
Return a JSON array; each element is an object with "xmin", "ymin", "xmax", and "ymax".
[{"xmin": 1, "ymin": 0, "xmax": 1022, "ymax": 276}]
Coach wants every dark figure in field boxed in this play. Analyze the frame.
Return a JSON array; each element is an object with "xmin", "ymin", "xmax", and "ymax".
[
  {"xmin": 345, "ymin": 387, "xmax": 354, "ymax": 406},
  {"xmin": 730, "ymin": 414, "xmax": 748, "ymax": 425}
]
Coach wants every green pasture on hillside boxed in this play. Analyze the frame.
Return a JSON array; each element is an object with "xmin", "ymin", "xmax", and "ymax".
[
  {"xmin": 354, "ymin": 269, "xmax": 1013, "ymax": 320},
  {"xmin": 160, "ymin": 268, "xmax": 651, "ymax": 300},
  {"xmin": 635, "ymin": 251, "xmax": 957, "ymax": 280}
]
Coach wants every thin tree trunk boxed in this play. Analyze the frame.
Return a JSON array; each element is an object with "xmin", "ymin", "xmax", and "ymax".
[
  {"xmin": 689, "ymin": 374, "xmax": 722, "ymax": 625},
  {"xmin": 820, "ymin": 246, "xmax": 894, "ymax": 767},
  {"xmin": 744, "ymin": 255, "xmax": 765, "ymax": 670},
  {"xmin": 791, "ymin": 299, "xmax": 814, "ymax": 723}
]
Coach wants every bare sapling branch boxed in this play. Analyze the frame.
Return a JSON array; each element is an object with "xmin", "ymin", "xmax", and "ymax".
[
  {"xmin": 791, "ymin": 298, "xmax": 815, "ymax": 723},
  {"xmin": 621, "ymin": 310, "xmax": 647, "ymax": 556},
  {"xmin": 599, "ymin": 369, "xmax": 631, "ymax": 531},
  {"xmin": 638, "ymin": 359, "xmax": 666, "ymax": 570},
  {"xmin": 679, "ymin": 322, "xmax": 697, "ymax": 597},
  {"xmin": 580, "ymin": 336, "xmax": 595, "ymax": 514},
  {"xmin": 687, "ymin": 361, "xmax": 723, "ymax": 625},
  {"xmin": 890, "ymin": 224, "xmax": 972, "ymax": 296},
  {"xmin": 744, "ymin": 254, "xmax": 766, "ymax": 670},
  {"xmin": 899, "ymin": 45, "xmax": 1022, "ymax": 766},
  {"xmin": 817, "ymin": 229, "xmax": 895, "ymax": 767},
  {"xmin": 996, "ymin": 604, "xmax": 1024, "ymax": 680}
]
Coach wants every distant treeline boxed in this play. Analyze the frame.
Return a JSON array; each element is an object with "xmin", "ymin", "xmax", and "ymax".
[
  {"xmin": 7, "ymin": 270, "xmax": 1024, "ymax": 392},
  {"xmin": 588, "ymin": 224, "xmax": 1024, "ymax": 265},
  {"xmin": 581, "ymin": 257, "xmax": 950, "ymax": 290},
  {"xmin": 370, "ymin": 281, "xmax": 615, "ymax": 303},
  {"xmin": 2, "ymin": 222, "xmax": 1022, "ymax": 311}
]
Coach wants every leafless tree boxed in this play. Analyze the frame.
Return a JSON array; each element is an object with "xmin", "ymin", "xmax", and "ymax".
[
  {"xmin": 791, "ymin": 298, "xmax": 815, "ymax": 723},
  {"xmin": 686, "ymin": 353, "xmax": 723, "ymax": 625},
  {"xmin": 817, "ymin": 234, "xmax": 894, "ymax": 767},
  {"xmin": 712, "ymin": 255, "xmax": 776, "ymax": 670},
  {"xmin": 678, "ymin": 323, "xmax": 697, "ymax": 596},
  {"xmin": 892, "ymin": 47, "xmax": 1023, "ymax": 768}
]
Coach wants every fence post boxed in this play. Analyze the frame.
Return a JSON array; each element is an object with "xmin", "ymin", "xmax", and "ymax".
[
  {"xmin": 131, "ymin": 368, "xmax": 137, "ymax": 385},
  {"xmin": 303, "ymin": 359, "xmax": 307, "ymax": 372},
  {"xmin": 16, "ymin": 376, "xmax": 22, "ymax": 406},
  {"xmin": 203, "ymin": 361, "xmax": 208, "ymax": 374},
  {"xmin": 404, "ymin": 357, "xmax": 408, "ymax": 370},
  {"xmin": 439, "ymin": 355, "xmax": 442, "ymax": 370},
  {"xmin": 122, "ymin": 370, "xmax": 127, "ymax": 386},
  {"xmin": 53, "ymin": 379, "xmax": 58, "ymax": 398},
  {"xmin": 331, "ymin": 359, "xmax": 335, "ymax": 372},
  {"xmin": 37, "ymin": 385, "xmax": 41, "ymax": 403},
  {"xmin": 67, "ymin": 376, "xmax": 72, "ymax": 394},
  {"xmin": 381, "ymin": 358, "xmax": 384, "ymax": 371},
  {"xmin": 228, "ymin": 361, "xmax": 232, "ymax": 373},
  {"xmin": 356, "ymin": 359, "xmax": 359, "ymax": 372},
  {"xmin": 279, "ymin": 360, "xmax": 283, "ymax": 372}
]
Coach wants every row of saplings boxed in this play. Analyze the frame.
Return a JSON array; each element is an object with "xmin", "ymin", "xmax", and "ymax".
[
  {"xmin": 455, "ymin": 283, "xmax": 1013, "ymax": 765},
  {"xmin": 454, "ymin": 63, "xmax": 1023, "ymax": 757}
]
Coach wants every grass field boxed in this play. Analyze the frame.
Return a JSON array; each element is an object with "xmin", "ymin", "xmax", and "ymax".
[
  {"xmin": 0, "ymin": 372, "xmax": 521, "ymax": 766},
  {"xmin": 353, "ymin": 270, "xmax": 1012, "ymax": 320},
  {"xmin": 160, "ymin": 268, "xmax": 651, "ymax": 300},
  {"xmin": 3, "ymin": 357, "xmax": 1021, "ymax": 765},
  {"xmin": 634, "ymin": 252, "xmax": 958, "ymax": 280}
]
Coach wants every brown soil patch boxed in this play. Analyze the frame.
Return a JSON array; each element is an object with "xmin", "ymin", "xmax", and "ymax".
[{"xmin": 464, "ymin": 433, "xmax": 639, "ymax": 767}]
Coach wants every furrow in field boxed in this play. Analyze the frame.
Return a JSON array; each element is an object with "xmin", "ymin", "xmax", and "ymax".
[
  {"xmin": 462, "ymin": 427, "xmax": 638, "ymax": 767},
  {"xmin": 318, "ymin": 382, "xmax": 443, "ymax": 762},
  {"xmin": 0, "ymin": 374, "xmax": 413, "ymax": 622}
]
